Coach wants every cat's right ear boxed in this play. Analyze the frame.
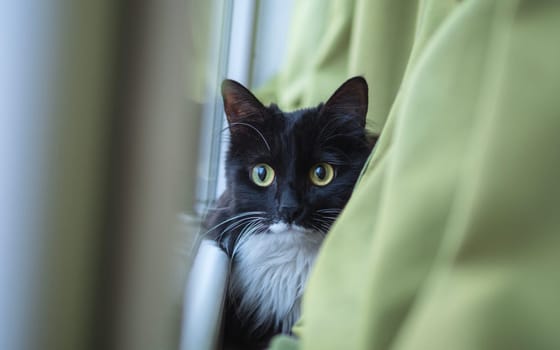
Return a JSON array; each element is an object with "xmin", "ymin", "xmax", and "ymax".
[
  {"xmin": 221, "ymin": 79, "xmax": 266, "ymax": 126},
  {"xmin": 321, "ymin": 76, "xmax": 368, "ymax": 127}
]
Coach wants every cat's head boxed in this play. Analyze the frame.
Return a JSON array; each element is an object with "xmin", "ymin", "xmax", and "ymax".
[{"xmin": 220, "ymin": 77, "xmax": 375, "ymax": 248}]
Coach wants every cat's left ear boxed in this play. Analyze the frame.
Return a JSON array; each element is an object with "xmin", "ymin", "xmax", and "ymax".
[
  {"xmin": 221, "ymin": 79, "xmax": 266, "ymax": 126},
  {"xmin": 321, "ymin": 76, "xmax": 368, "ymax": 127}
]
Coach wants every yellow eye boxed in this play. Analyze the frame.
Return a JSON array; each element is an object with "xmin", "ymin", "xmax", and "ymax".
[
  {"xmin": 309, "ymin": 162, "xmax": 334, "ymax": 186},
  {"xmin": 251, "ymin": 163, "xmax": 275, "ymax": 187}
]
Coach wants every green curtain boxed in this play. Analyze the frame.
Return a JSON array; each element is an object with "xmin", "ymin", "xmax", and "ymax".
[
  {"xmin": 257, "ymin": 0, "xmax": 419, "ymax": 135},
  {"xmin": 267, "ymin": 0, "xmax": 560, "ymax": 349}
]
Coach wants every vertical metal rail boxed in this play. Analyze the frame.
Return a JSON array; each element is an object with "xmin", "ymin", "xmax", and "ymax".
[{"xmin": 181, "ymin": 1, "xmax": 258, "ymax": 350}]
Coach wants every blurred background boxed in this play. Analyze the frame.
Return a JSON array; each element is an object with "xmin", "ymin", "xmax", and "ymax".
[
  {"xmin": 2, "ymin": 0, "xmax": 404, "ymax": 347},
  {"xmin": 0, "ymin": 0, "xmax": 298, "ymax": 349}
]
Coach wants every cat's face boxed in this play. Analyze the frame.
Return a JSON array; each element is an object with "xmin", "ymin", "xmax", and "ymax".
[{"xmin": 221, "ymin": 77, "xmax": 374, "ymax": 249}]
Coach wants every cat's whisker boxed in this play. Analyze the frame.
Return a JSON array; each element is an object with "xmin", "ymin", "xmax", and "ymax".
[
  {"xmin": 317, "ymin": 217, "xmax": 337, "ymax": 224},
  {"xmin": 232, "ymin": 220, "xmax": 267, "ymax": 257},
  {"xmin": 309, "ymin": 223, "xmax": 327, "ymax": 235},
  {"xmin": 216, "ymin": 215, "xmax": 269, "ymax": 243},
  {"xmin": 226, "ymin": 218, "xmax": 261, "ymax": 246},
  {"xmin": 228, "ymin": 122, "xmax": 271, "ymax": 152},
  {"xmin": 201, "ymin": 211, "xmax": 266, "ymax": 236},
  {"xmin": 312, "ymin": 213, "xmax": 339, "ymax": 221},
  {"xmin": 317, "ymin": 208, "xmax": 342, "ymax": 213},
  {"xmin": 310, "ymin": 211, "xmax": 341, "ymax": 235},
  {"xmin": 206, "ymin": 206, "xmax": 231, "ymax": 211},
  {"xmin": 312, "ymin": 218, "xmax": 330, "ymax": 230},
  {"xmin": 215, "ymin": 216, "xmax": 264, "ymax": 242}
]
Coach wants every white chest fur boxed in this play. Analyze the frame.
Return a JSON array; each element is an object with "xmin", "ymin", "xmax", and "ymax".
[{"xmin": 229, "ymin": 223, "xmax": 324, "ymax": 334}]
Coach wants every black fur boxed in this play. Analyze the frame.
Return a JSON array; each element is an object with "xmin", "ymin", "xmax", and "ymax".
[{"xmin": 204, "ymin": 77, "xmax": 377, "ymax": 349}]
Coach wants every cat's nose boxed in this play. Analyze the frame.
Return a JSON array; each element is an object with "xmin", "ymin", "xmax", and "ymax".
[
  {"xmin": 279, "ymin": 205, "xmax": 303, "ymax": 224},
  {"xmin": 278, "ymin": 188, "xmax": 302, "ymax": 223}
]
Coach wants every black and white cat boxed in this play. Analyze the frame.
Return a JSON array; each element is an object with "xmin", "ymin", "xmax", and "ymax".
[{"xmin": 205, "ymin": 77, "xmax": 376, "ymax": 349}]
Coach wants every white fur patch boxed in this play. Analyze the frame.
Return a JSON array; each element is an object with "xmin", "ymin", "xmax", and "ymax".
[{"xmin": 229, "ymin": 222, "xmax": 324, "ymax": 334}]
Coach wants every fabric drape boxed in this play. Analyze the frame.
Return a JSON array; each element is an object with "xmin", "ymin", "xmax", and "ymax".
[
  {"xmin": 257, "ymin": 0, "xmax": 420, "ymax": 135},
  {"xmin": 266, "ymin": 0, "xmax": 560, "ymax": 349}
]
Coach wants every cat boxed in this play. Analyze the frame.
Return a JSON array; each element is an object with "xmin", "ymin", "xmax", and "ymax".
[{"xmin": 204, "ymin": 76, "xmax": 377, "ymax": 349}]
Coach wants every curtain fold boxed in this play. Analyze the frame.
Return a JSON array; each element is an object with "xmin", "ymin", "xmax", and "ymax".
[
  {"xmin": 268, "ymin": 0, "xmax": 560, "ymax": 349},
  {"xmin": 257, "ymin": 0, "xmax": 423, "ymax": 135}
]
